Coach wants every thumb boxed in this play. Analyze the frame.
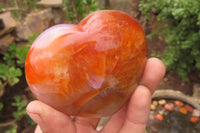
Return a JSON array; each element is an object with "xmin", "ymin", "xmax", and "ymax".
[{"xmin": 26, "ymin": 100, "xmax": 76, "ymax": 133}]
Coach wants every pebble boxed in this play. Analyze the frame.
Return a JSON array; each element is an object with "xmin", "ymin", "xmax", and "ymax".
[
  {"xmin": 152, "ymin": 100, "xmax": 158, "ymax": 106},
  {"xmin": 184, "ymin": 105, "xmax": 194, "ymax": 113},
  {"xmin": 151, "ymin": 104, "xmax": 156, "ymax": 110},
  {"xmin": 179, "ymin": 107, "xmax": 188, "ymax": 115},
  {"xmin": 174, "ymin": 106, "xmax": 180, "ymax": 111},
  {"xmin": 158, "ymin": 108, "xmax": 165, "ymax": 115},
  {"xmin": 154, "ymin": 114, "xmax": 163, "ymax": 121},
  {"xmin": 174, "ymin": 100, "xmax": 184, "ymax": 107},
  {"xmin": 164, "ymin": 103, "xmax": 174, "ymax": 111},
  {"xmin": 190, "ymin": 116, "xmax": 199, "ymax": 123},
  {"xmin": 158, "ymin": 99, "xmax": 166, "ymax": 105},
  {"xmin": 192, "ymin": 109, "xmax": 200, "ymax": 117}
]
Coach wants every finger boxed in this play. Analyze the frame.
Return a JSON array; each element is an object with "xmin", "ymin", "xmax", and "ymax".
[
  {"xmin": 74, "ymin": 117, "xmax": 100, "ymax": 132},
  {"xmin": 119, "ymin": 85, "xmax": 151, "ymax": 133},
  {"xmin": 140, "ymin": 57, "xmax": 166, "ymax": 94},
  {"xmin": 100, "ymin": 105, "xmax": 127, "ymax": 133},
  {"xmin": 26, "ymin": 100, "xmax": 76, "ymax": 133}
]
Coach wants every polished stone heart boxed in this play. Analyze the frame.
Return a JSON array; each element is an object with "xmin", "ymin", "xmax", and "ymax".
[{"xmin": 25, "ymin": 10, "xmax": 147, "ymax": 117}]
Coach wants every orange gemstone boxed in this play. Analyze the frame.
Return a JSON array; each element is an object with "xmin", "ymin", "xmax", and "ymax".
[
  {"xmin": 179, "ymin": 107, "xmax": 188, "ymax": 115},
  {"xmin": 25, "ymin": 10, "xmax": 147, "ymax": 117},
  {"xmin": 164, "ymin": 103, "xmax": 173, "ymax": 111},
  {"xmin": 155, "ymin": 114, "xmax": 163, "ymax": 121},
  {"xmin": 190, "ymin": 116, "xmax": 199, "ymax": 123},
  {"xmin": 174, "ymin": 100, "xmax": 184, "ymax": 107},
  {"xmin": 184, "ymin": 105, "xmax": 194, "ymax": 113}
]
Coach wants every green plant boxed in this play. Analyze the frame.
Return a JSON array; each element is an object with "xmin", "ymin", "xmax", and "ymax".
[
  {"xmin": 0, "ymin": 95, "xmax": 35, "ymax": 132},
  {"xmin": 0, "ymin": 43, "xmax": 25, "ymax": 86},
  {"xmin": 5, "ymin": 124, "xmax": 17, "ymax": 133},
  {"xmin": 12, "ymin": 95, "xmax": 28, "ymax": 118},
  {"xmin": 0, "ymin": 0, "xmax": 40, "ymax": 19},
  {"xmin": 0, "ymin": 64, "xmax": 22, "ymax": 86},
  {"xmin": 0, "ymin": 33, "xmax": 40, "ymax": 86},
  {"xmin": 0, "ymin": 33, "xmax": 39, "ymax": 132},
  {"xmin": 26, "ymin": 0, "xmax": 41, "ymax": 10},
  {"xmin": 63, "ymin": 0, "xmax": 99, "ymax": 23},
  {"xmin": 140, "ymin": 0, "xmax": 200, "ymax": 81}
]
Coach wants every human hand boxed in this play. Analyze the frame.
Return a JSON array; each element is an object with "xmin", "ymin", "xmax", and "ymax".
[{"xmin": 26, "ymin": 57, "xmax": 166, "ymax": 133}]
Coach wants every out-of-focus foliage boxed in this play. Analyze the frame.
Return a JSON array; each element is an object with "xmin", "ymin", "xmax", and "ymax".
[
  {"xmin": 5, "ymin": 124, "xmax": 17, "ymax": 133},
  {"xmin": 140, "ymin": 0, "xmax": 200, "ymax": 81},
  {"xmin": 12, "ymin": 0, "xmax": 40, "ymax": 19},
  {"xmin": 12, "ymin": 95, "xmax": 28, "ymax": 119},
  {"xmin": 63, "ymin": 0, "xmax": 99, "ymax": 23},
  {"xmin": 0, "ymin": 0, "xmax": 40, "ymax": 19},
  {"xmin": 0, "ymin": 33, "xmax": 40, "ymax": 86},
  {"xmin": 0, "ymin": 33, "xmax": 39, "ymax": 132}
]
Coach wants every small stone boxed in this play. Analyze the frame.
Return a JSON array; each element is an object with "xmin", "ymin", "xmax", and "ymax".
[
  {"xmin": 51, "ymin": 8, "xmax": 66, "ymax": 24},
  {"xmin": 192, "ymin": 109, "xmax": 200, "ymax": 117},
  {"xmin": 152, "ymin": 100, "xmax": 158, "ymax": 106},
  {"xmin": 0, "ymin": 34, "xmax": 15, "ymax": 54},
  {"xmin": 158, "ymin": 99, "xmax": 166, "ymax": 105},
  {"xmin": 16, "ymin": 8, "xmax": 66, "ymax": 40},
  {"xmin": 190, "ymin": 116, "xmax": 199, "ymax": 123},
  {"xmin": 164, "ymin": 103, "xmax": 174, "ymax": 111},
  {"xmin": 154, "ymin": 114, "xmax": 163, "ymax": 121},
  {"xmin": 151, "ymin": 104, "xmax": 156, "ymax": 110},
  {"xmin": 179, "ymin": 107, "xmax": 188, "ymax": 115},
  {"xmin": 184, "ymin": 105, "xmax": 194, "ymax": 113},
  {"xmin": 16, "ymin": 8, "xmax": 54, "ymax": 40},
  {"xmin": 158, "ymin": 108, "xmax": 165, "ymax": 115},
  {"xmin": 0, "ymin": 12, "xmax": 17, "ymax": 36},
  {"xmin": 174, "ymin": 100, "xmax": 184, "ymax": 107}
]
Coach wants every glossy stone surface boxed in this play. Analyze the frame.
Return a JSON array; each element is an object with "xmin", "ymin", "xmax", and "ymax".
[{"xmin": 25, "ymin": 10, "xmax": 147, "ymax": 117}]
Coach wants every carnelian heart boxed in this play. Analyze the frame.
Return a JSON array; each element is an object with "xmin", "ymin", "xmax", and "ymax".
[{"xmin": 25, "ymin": 10, "xmax": 147, "ymax": 117}]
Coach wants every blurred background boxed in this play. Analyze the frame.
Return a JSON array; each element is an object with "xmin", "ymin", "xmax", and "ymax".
[{"xmin": 0, "ymin": 0, "xmax": 199, "ymax": 132}]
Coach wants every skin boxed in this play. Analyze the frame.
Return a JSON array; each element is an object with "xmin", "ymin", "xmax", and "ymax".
[{"xmin": 26, "ymin": 57, "xmax": 166, "ymax": 133}]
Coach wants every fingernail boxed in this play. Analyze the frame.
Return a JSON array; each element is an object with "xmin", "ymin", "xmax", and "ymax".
[{"xmin": 26, "ymin": 102, "xmax": 47, "ymax": 132}]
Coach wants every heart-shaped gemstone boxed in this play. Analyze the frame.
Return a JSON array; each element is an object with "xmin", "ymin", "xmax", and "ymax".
[{"xmin": 25, "ymin": 10, "xmax": 147, "ymax": 117}]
